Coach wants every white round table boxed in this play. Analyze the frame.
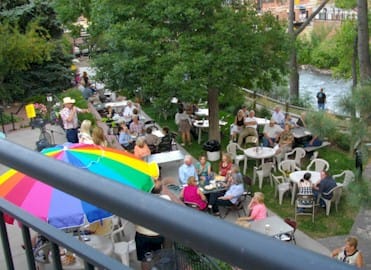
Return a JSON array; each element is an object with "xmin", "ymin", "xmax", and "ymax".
[
  {"xmin": 289, "ymin": 170, "xmax": 320, "ymax": 205},
  {"xmin": 244, "ymin": 147, "xmax": 275, "ymax": 162},
  {"xmin": 193, "ymin": 120, "xmax": 228, "ymax": 144}
]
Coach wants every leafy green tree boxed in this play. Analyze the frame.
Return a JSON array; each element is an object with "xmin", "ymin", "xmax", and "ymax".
[
  {"xmin": 0, "ymin": 0, "xmax": 73, "ymax": 102},
  {"xmin": 89, "ymin": 0, "xmax": 289, "ymax": 141},
  {"xmin": 0, "ymin": 22, "xmax": 52, "ymax": 102}
]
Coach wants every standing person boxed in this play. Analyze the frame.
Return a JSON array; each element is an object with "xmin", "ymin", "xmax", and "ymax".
[
  {"xmin": 332, "ymin": 236, "xmax": 364, "ymax": 268},
  {"xmin": 316, "ymin": 88, "xmax": 326, "ymax": 110},
  {"xmin": 78, "ymin": 120, "xmax": 93, "ymax": 144},
  {"xmin": 175, "ymin": 107, "xmax": 192, "ymax": 146},
  {"xmin": 92, "ymin": 126, "xmax": 108, "ymax": 147},
  {"xmin": 60, "ymin": 97, "xmax": 89, "ymax": 143},
  {"xmin": 178, "ymin": 155, "xmax": 198, "ymax": 185}
]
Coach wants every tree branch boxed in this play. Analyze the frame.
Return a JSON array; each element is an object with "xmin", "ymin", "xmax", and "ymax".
[{"xmin": 294, "ymin": 0, "xmax": 331, "ymax": 37}]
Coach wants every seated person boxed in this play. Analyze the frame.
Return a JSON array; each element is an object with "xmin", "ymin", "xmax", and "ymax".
[
  {"xmin": 262, "ymin": 119, "xmax": 283, "ymax": 147},
  {"xmin": 129, "ymin": 115, "xmax": 144, "ymax": 136},
  {"xmin": 297, "ymin": 172, "xmax": 314, "ymax": 211},
  {"xmin": 237, "ymin": 110, "xmax": 258, "ymax": 146},
  {"xmin": 230, "ymin": 109, "xmax": 245, "ymax": 142},
  {"xmin": 144, "ymin": 127, "xmax": 160, "ymax": 153},
  {"xmin": 134, "ymin": 137, "xmax": 151, "ymax": 160},
  {"xmin": 312, "ymin": 170, "xmax": 337, "ymax": 207},
  {"xmin": 219, "ymin": 153, "xmax": 233, "ymax": 177},
  {"xmin": 178, "ymin": 155, "xmax": 198, "ymax": 185},
  {"xmin": 275, "ymin": 123, "xmax": 294, "ymax": 163},
  {"xmin": 106, "ymin": 106, "xmax": 115, "ymax": 119},
  {"xmin": 135, "ymin": 181, "xmax": 170, "ymax": 270},
  {"xmin": 236, "ymin": 192, "xmax": 267, "ymax": 222},
  {"xmin": 118, "ymin": 124, "xmax": 134, "ymax": 151},
  {"xmin": 157, "ymin": 127, "xmax": 172, "ymax": 152},
  {"xmin": 284, "ymin": 113, "xmax": 297, "ymax": 128},
  {"xmin": 179, "ymin": 176, "xmax": 208, "ymax": 210},
  {"xmin": 123, "ymin": 101, "xmax": 135, "ymax": 122},
  {"xmin": 304, "ymin": 135, "xmax": 323, "ymax": 147},
  {"xmin": 271, "ymin": 106, "xmax": 285, "ymax": 128},
  {"xmin": 209, "ymin": 173, "xmax": 244, "ymax": 216},
  {"xmin": 195, "ymin": 155, "xmax": 211, "ymax": 182}
]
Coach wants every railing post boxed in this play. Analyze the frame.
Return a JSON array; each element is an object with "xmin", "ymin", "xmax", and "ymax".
[
  {"xmin": 50, "ymin": 242, "xmax": 63, "ymax": 270},
  {"xmin": 21, "ymin": 225, "xmax": 37, "ymax": 270},
  {"xmin": 0, "ymin": 212, "xmax": 15, "ymax": 270},
  {"xmin": 253, "ymin": 91, "xmax": 257, "ymax": 110}
]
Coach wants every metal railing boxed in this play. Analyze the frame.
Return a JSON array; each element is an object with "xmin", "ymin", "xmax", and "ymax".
[{"xmin": 0, "ymin": 139, "xmax": 354, "ymax": 270}]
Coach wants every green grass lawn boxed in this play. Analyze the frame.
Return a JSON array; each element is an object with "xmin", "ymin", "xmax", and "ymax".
[{"xmin": 143, "ymin": 103, "xmax": 361, "ymax": 239}]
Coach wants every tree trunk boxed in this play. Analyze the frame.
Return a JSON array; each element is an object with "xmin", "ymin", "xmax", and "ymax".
[
  {"xmin": 207, "ymin": 88, "xmax": 220, "ymax": 142},
  {"xmin": 288, "ymin": 0, "xmax": 331, "ymax": 101},
  {"xmin": 288, "ymin": 0, "xmax": 299, "ymax": 100},
  {"xmin": 357, "ymin": 0, "xmax": 371, "ymax": 82},
  {"xmin": 351, "ymin": 34, "xmax": 358, "ymax": 119}
]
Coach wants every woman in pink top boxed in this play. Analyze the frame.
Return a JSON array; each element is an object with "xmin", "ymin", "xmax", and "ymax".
[
  {"xmin": 179, "ymin": 176, "xmax": 207, "ymax": 210},
  {"xmin": 237, "ymin": 192, "xmax": 267, "ymax": 222},
  {"xmin": 134, "ymin": 137, "xmax": 151, "ymax": 160}
]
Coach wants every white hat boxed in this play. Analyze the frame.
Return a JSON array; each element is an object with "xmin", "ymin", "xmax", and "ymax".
[{"xmin": 63, "ymin": 97, "xmax": 76, "ymax": 104}]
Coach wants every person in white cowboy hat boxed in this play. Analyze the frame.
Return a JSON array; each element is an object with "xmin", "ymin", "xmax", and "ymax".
[{"xmin": 60, "ymin": 97, "xmax": 89, "ymax": 143}]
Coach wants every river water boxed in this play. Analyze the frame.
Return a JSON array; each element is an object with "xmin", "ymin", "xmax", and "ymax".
[{"xmin": 299, "ymin": 70, "xmax": 352, "ymax": 114}]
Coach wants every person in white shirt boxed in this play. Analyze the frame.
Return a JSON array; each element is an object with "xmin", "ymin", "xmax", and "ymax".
[
  {"xmin": 123, "ymin": 101, "xmax": 135, "ymax": 122},
  {"xmin": 262, "ymin": 119, "xmax": 283, "ymax": 147},
  {"xmin": 237, "ymin": 110, "xmax": 258, "ymax": 146},
  {"xmin": 271, "ymin": 106, "xmax": 285, "ymax": 128}
]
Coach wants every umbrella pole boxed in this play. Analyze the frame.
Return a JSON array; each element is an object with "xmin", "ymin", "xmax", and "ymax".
[
  {"xmin": 0, "ymin": 212, "xmax": 15, "ymax": 270},
  {"xmin": 21, "ymin": 225, "xmax": 37, "ymax": 270}
]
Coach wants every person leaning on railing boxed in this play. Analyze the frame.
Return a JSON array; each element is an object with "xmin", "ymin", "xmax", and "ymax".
[{"xmin": 331, "ymin": 236, "xmax": 364, "ymax": 268}]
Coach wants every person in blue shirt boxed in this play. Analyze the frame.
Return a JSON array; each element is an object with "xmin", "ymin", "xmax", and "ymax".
[
  {"xmin": 209, "ymin": 173, "xmax": 245, "ymax": 216},
  {"xmin": 118, "ymin": 124, "xmax": 134, "ymax": 151},
  {"xmin": 178, "ymin": 155, "xmax": 198, "ymax": 185}
]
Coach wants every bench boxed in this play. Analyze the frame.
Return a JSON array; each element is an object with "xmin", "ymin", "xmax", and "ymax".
[
  {"xmin": 304, "ymin": 141, "xmax": 331, "ymax": 153},
  {"xmin": 147, "ymin": 150, "xmax": 184, "ymax": 164}
]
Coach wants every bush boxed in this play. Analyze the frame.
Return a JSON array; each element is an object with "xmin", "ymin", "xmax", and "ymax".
[{"xmin": 332, "ymin": 131, "xmax": 351, "ymax": 151}]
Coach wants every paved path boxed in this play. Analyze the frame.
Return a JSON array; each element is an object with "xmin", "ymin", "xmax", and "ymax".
[{"xmin": 318, "ymin": 163, "xmax": 371, "ymax": 270}]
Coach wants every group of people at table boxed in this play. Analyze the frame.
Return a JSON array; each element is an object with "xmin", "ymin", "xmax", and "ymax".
[
  {"xmin": 177, "ymin": 154, "xmax": 267, "ymax": 220},
  {"xmin": 175, "ymin": 154, "xmax": 364, "ymax": 268},
  {"xmin": 101, "ymin": 101, "xmax": 174, "ymax": 160}
]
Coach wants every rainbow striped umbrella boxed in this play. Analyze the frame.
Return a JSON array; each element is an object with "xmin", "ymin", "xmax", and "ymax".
[{"xmin": 0, "ymin": 143, "xmax": 158, "ymax": 229}]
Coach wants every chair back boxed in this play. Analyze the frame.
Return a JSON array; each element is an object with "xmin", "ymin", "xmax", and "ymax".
[
  {"xmin": 334, "ymin": 170, "xmax": 355, "ymax": 188},
  {"xmin": 278, "ymin": 160, "xmax": 300, "ymax": 176},
  {"xmin": 332, "ymin": 185, "xmax": 343, "ymax": 204},
  {"xmin": 261, "ymin": 162, "xmax": 274, "ymax": 177},
  {"xmin": 272, "ymin": 175, "xmax": 285, "ymax": 186},
  {"xmin": 306, "ymin": 158, "xmax": 329, "ymax": 172},
  {"xmin": 226, "ymin": 142, "xmax": 238, "ymax": 159},
  {"xmin": 284, "ymin": 218, "xmax": 297, "ymax": 232},
  {"xmin": 285, "ymin": 147, "xmax": 306, "ymax": 168}
]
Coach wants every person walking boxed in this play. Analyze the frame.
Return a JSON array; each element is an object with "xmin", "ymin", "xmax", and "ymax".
[
  {"xmin": 60, "ymin": 97, "xmax": 89, "ymax": 143},
  {"xmin": 316, "ymin": 88, "xmax": 326, "ymax": 110}
]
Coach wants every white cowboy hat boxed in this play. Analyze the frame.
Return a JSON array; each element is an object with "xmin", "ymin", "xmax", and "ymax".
[{"xmin": 63, "ymin": 97, "xmax": 76, "ymax": 104}]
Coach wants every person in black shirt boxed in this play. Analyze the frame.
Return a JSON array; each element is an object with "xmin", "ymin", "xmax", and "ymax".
[{"xmin": 316, "ymin": 88, "xmax": 326, "ymax": 110}]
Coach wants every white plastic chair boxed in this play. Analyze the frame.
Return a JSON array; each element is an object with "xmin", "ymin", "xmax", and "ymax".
[
  {"xmin": 253, "ymin": 162, "xmax": 274, "ymax": 189},
  {"xmin": 226, "ymin": 142, "xmax": 247, "ymax": 174},
  {"xmin": 272, "ymin": 175, "xmax": 291, "ymax": 205},
  {"xmin": 333, "ymin": 170, "xmax": 355, "ymax": 188},
  {"xmin": 284, "ymin": 147, "xmax": 306, "ymax": 168},
  {"xmin": 278, "ymin": 160, "xmax": 300, "ymax": 181},
  {"xmin": 306, "ymin": 158, "xmax": 329, "ymax": 172},
  {"xmin": 295, "ymin": 194, "xmax": 315, "ymax": 223},
  {"xmin": 318, "ymin": 184, "xmax": 343, "ymax": 216},
  {"xmin": 110, "ymin": 218, "xmax": 136, "ymax": 266}
]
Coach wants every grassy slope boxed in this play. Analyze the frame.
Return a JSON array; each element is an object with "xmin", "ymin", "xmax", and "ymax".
[{"xmin": 143, "ymin": 103, "xmax": 358, "ymax": 239}]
